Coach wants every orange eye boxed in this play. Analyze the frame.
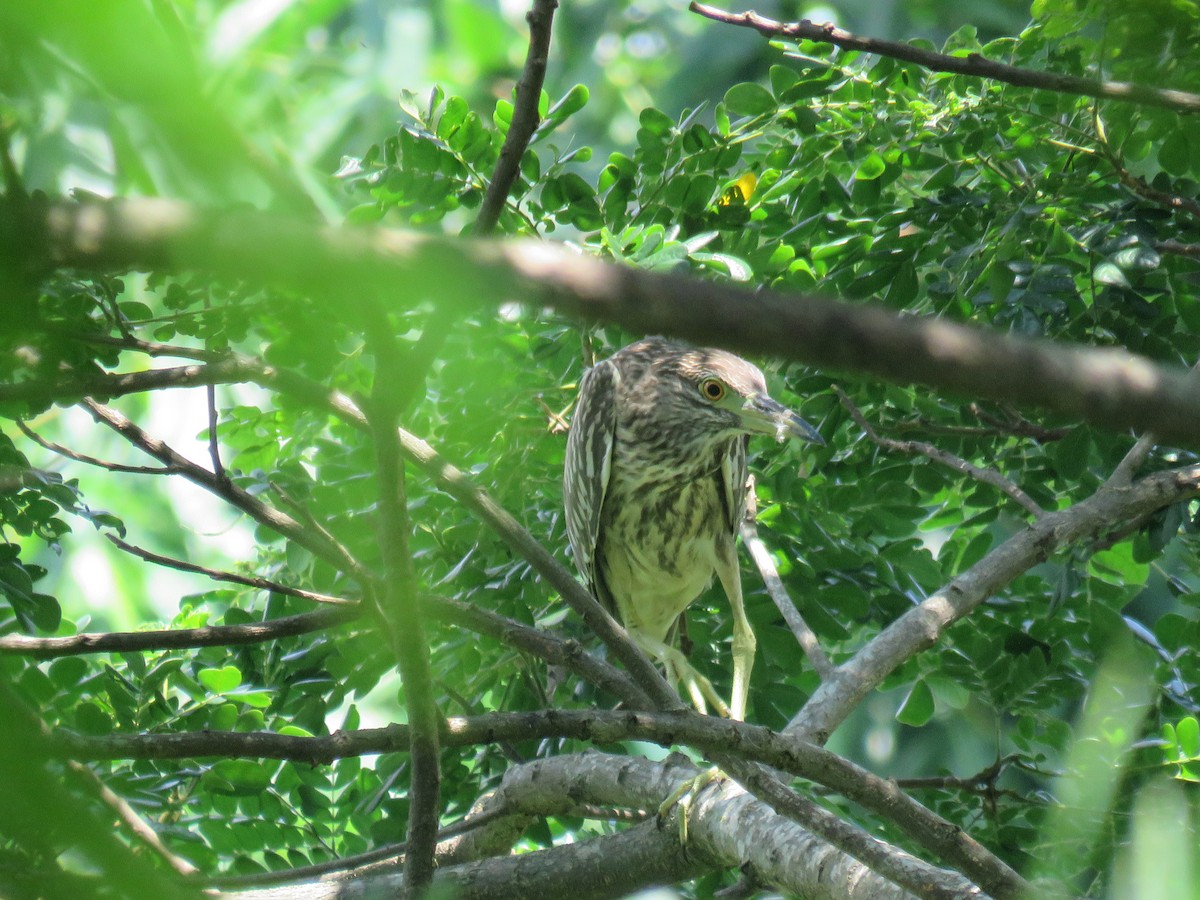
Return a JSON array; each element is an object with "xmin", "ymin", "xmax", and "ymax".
[{"xmin": 699, "ymin": 378, "xmax": 726, "ymax": 401}]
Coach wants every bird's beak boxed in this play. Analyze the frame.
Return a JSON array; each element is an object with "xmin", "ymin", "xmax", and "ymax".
[{"xmin": 740, "ymin": 394, "xmax": 825, "ymax": 446}]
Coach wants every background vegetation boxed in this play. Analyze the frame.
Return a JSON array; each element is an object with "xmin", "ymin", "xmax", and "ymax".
[{"xmin": 1, "ymin": 0, "xmax": 1199, "ymax": 897}]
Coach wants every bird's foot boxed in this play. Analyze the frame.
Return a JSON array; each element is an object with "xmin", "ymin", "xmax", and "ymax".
[{"xmin": 657, "ymin": 765, "xmax": 725, "ymax": 846}]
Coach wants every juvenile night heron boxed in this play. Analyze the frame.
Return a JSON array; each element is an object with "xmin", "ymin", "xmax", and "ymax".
[{"xmin": 564, "ymin": 337, "xmax": 823, "ymax": 720}]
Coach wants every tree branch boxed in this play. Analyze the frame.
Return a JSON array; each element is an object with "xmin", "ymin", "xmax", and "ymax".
[
  {"xmin": 56, "ymin": 708, "xmax": 1023, "ymax": 897},
  {"xmin": 17, "ymin": 419, "xmax": 180, "ymax": 474},
  {"xmin": 363, "ymin": 308, "xmax": 442, "ymax": 896},
  {"xmin": 834, "ymin": 385, "xmax": 1046, "ymax": 518},
  {"xmin": 689, "ymin": 2, "xmax": 1200, "ymax": 114},
  {"xmin": 0, "ymin": 606, "xmax": 359, "ymax": 657},
  {"xmin": 472, "ymin": 0, "xmax": 557, "ymax": 237},
  {"xmin": 81, "ymin": 397, "xmax": 370, "ymax": 583},
  {"xmin": 740, "ymin": 478, "xmax": 834, "ymax": 679},
  {"xmin": 15, "ymin": 197, "xmax": 1200, "ymax": 449},
  {"xmin": 106, "ymin": 534, "xmax": 356, "ymax": 605},
  {"xmin": 788, "ymin": 463, "xmax": 1200, "ymax": 744}
]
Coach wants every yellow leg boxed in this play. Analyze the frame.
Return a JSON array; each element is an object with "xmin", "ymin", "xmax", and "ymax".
[
  {"xmin": 715, "ymin": 542, "xmax": 755, "ymax": 722},
  {"xmin": 635, "ymin": 632, "xmax": 732, "ymax": 718},
  {"xmin": 658, "ymin": 766, "xmax": 724, "ymax": 846}
]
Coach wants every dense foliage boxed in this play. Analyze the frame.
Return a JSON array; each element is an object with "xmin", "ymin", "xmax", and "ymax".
[{"xmin": 1, "ymin": 1, "xmax": 1198, "ymax": 897}]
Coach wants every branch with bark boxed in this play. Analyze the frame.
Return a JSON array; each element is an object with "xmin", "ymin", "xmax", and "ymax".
[
  {"xmin": 690, "ymin": 2, "xmax": 1200, "ymax": 114},
  {"xmin": 11, "ymin": 196, "xmax": 1200, "ymax": 448}
]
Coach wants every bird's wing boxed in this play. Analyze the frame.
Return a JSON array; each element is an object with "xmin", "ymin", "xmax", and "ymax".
[
  {"xmin": 719, "ymin": 435, "xmax": 751, "ymax": 534},
  {"xmin": 563, "ymin": 358, "xmax": 620, "ymax": 593}
]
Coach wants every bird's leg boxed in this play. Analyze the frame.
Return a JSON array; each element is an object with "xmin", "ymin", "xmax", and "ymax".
[
  {"xmin": 657, "ymin": 765, "xmax": 723, "ymax": 846},
  {"xmin": 716, "ymin": 543, "xmax": 755, "ymax": 722},
  {"xmin": 634, "ymin": 632, "xmax": 732, "ymax": 718}
]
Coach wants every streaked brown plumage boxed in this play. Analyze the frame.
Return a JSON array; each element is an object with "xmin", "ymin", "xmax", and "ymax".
[{"xmin": 564, "ymin": 337, "xmax": 822, "ymax": 718}]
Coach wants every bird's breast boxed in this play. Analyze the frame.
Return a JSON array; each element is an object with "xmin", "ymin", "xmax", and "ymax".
[{"xmin": 597, "ymin": 460, "xmax": 728, "ymax": 642}]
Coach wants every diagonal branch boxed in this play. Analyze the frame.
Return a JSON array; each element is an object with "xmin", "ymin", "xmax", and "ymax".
[
  {"xmin": 787, "ymin": 463, "xmax": 1200, "ymax": 744},
  {"xmin": 106, "ymin": 533, "xmax": 355, "ymax": 605},
  {"xmin": 834, "ymin": 385, "xmax": 1046, "ymax": 518},
  {"xmin": 473, "ymin": 0, "xmax": 557, "ymax": 237},
  {"xmin": 689, "ymin": 2, "xmax": 1200, "ymax": 114},
  {"xmin": 740, "ymin": 478, "xmax": 834, "ymax": 679},
  {"xmin": 81, "ymin": 397, "xmax": 369, "ymax": 583}
]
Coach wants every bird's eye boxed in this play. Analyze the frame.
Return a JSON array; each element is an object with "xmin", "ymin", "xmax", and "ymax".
[{"xmin": 699, "ymin": 378, "xmax": 726, "ymax": 401}]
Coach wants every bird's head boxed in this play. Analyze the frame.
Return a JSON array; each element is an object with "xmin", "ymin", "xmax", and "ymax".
[{"xmin": 647, "ymin": 340, "xmax": 825, "ymax": 447}]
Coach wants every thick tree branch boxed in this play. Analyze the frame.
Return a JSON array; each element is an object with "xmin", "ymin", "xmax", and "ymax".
[
  {"xmin": 788, "ymin": 463, "xmax": 1200, "ymax": 744},
  {"xmin": 14, "ymin": 197, "xmax": 1200, "ymax": 448},
  {"xmin": 689, "ymin": 2, "xmax": 1200, "ymax": 114},
  {"xmin": 219, "ymin": 816, "xmax": 705, "ymax": 900},
  {"xmin": 56, "ymin": 708, "xmax": 1022, "ymax": 897}
]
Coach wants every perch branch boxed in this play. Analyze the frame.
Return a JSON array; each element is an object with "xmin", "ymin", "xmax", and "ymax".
[{"xmin": 56, "ymin": 708, "xmax": 1026, "ymax": 898}]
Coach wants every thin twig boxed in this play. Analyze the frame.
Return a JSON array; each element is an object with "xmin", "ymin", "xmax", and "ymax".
[
  {"xmin": 205, "ymin": 383, "xmax": 225, "ymax": 482},
  {"xmin": 739, "ymin": 477, "xmax": 834, "ymax": 680},
  {"xmin": 66, "ymin": 330, "xmax": 221, "ymax": 362},
  {"xmin": 1159, "ymin": 239, "xmax": 1200, "ymax": 260},
  {"xmin": 81, "ymin": 398, "xmax": 370, "ymax": 583},
  {"xmin": 0, "ymin": 606, "xmax": 359, "ymax": 657},
  {"xmin": 689, "ymin": 1, "xmax": 1200, "ymax": 114},
  {"xmin": 835, "ymin": 386, "xmax": 1046, "ymax": 518},
  {"xmin": 106, "ymin": 534, "xmax": 356, "ymax": 605},
  {"xmin": 18, "ymin": 419, "xmax": 179, "ymax": 475},
  {"xmin": 966, "ymin": 403, "xmax": 1072, "ymax": 443},
  {"xmin": 473, "ymin": 0, "xmax": 558, "ymax": 236}
]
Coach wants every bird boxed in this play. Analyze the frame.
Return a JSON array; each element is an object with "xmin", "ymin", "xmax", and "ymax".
[{"xmin": 563, "ymin": 337, "xmax": 823, "ymax": 720}]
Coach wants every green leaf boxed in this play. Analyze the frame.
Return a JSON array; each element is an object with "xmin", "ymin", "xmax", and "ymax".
[
  {"xmin": 854, "ymin": 152, "xmax": 887, "ymax": 181},
  {"xmin": 638, "ymin": 107, "xmax": 675, "ymax": 136},
  {"xmin": 1093, "ymin": 261, "xmax": 1129, "ymax": 288},
  {"xmin": 1159, "ymin": 129, "xmax": 1192, "ymax": 177},
  {"xmin": 896, "ymin": 679, "xmax": 934, "ymax": 726},
  {"xmin": 1177, "ymin": 717, "xmax": 1200, "ymax": 759},
  {"xmin": 723, "ymin": 82, "xmax": 777, "ymax": 117},
  {"xmin": 546, "ymin": 84, "xmax": 589, "ymax": 123},
  {"xmin": 884, "ymin": 262, "xmax": 918, "ymax": 305},
  {"xmin": 198, "ymin": 666, "xmax": 243, "ymax": 695}
]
